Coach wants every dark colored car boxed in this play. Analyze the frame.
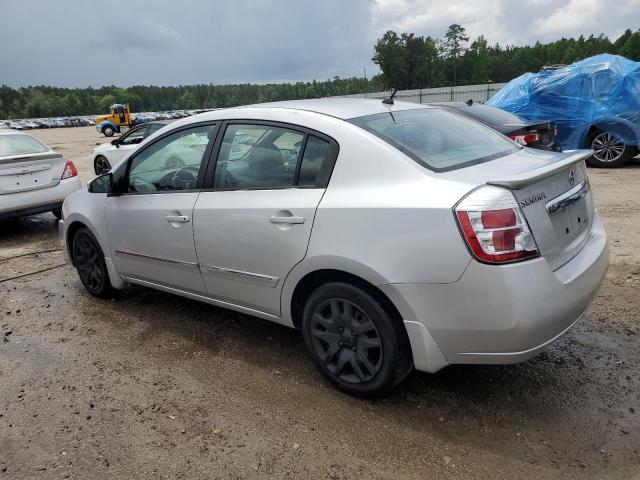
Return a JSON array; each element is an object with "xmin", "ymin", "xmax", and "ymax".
[{"xmin": 430, "ymin": 101, "xmax": 560, "ymax": 151}]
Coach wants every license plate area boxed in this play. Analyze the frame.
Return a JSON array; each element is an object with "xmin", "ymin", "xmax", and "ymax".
[{"xmin": 545, "ymin": 181, "xmax": 592, "ymax": 254}]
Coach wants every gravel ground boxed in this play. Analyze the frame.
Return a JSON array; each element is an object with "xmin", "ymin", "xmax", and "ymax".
[{"xmin": 0, "ymin": 126, "xmax": 639, "ymax": 479}]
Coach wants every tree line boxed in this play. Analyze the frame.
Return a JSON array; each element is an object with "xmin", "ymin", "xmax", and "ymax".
[
  {"xmin": 0, "ymin": 78, "xmax": 382, "ymax": 120},
  {"xmin": 373, "ymin": 27, "xmax": 640, "ymax": 90},
  {"xmin": 2, "ymin": 27, "xmax": 640, "ymax": 119}
]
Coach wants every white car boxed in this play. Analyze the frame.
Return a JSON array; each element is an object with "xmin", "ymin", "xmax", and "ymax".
[
  {"xmin": 59, "ymin": 99, "xmax": 608, "ymax": 395},
  {"xmin": 91, "ymin": 121, "xmax": 171, "ymax": 175},
  {"xmin": 0, "ymin": 130, "xmax": 81, "ymax": 220}
]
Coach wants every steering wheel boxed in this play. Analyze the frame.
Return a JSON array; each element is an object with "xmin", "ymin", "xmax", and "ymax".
[
  {"xmin": 158, "ymin": 166, "xmax": 198, "ymax": 190},
  {"xmin": 165, "ymin": 156, "xmax": 185, "ymax": 169}
]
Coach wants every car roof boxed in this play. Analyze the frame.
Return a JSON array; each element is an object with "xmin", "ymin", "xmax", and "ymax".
[{"xmin": 234, "ymin": 98, "xmax": 431, "ymax": 120}]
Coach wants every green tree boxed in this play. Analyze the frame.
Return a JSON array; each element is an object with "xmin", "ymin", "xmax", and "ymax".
[
  {"xmin": 442, "ymin": 24, "xmax": 469, "ymax": 85},
  {"xmin": 620, "ymin": 32, "xmax": 640, "ymax": 60}
]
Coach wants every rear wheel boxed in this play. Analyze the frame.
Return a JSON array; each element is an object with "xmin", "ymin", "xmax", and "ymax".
[
  {"xmin": 586, "ymin": 130, "xmax": 634, "ymax": 168},
  {"xmin": 72, "ymin": 227, "xmax": 115, "ymax": 298},
  {"xmin": 102, "ymin": 126, "xmax": 115, "ymax": 137},
  {"xmin": 301, "ymin": 282, "xmax": 412, "ymax": 396},
  {"xmin": 94, "ymin": 155, "xmax": 112, "ymax": 175}
]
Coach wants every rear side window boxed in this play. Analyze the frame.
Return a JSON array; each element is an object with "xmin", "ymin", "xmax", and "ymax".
[
  {"xmin": 214, "ymin": 124, "xmax": 304, "ymax": 189},
  {"xmin": 350, "ymin": 109, "xmax": 519, "ymax": 172},
  {"xmin": 0, "ymin": 134, "xmax": 49, "ymax": 157},
  {"xmin": 298, "ymin": 135, "xmax": 331, "ymax": 186},
  {"xmin": 148, "ymin": 123, "xmax": 165, "ymax": 135}
]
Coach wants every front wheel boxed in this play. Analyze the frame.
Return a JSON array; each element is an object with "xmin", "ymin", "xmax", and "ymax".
[
  {"xmin": 72, "ymin": 227, "xmax": 115, "ymax": 298},
  {"xmin": 586, "ymin": 130, "xmax": 634, "ymax": 168},
  {"xmin": 94, "ymin": 155, "xmax": 112, "ymax": 175},
  {"xmin": 102, "ymin": 126, "xmax": 115, "ymax": 137},
  {"xmin": 301, "ymin": 282, "xmax": 412, "ymax": 396}
]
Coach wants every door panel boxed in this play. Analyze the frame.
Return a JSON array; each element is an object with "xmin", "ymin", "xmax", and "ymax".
[
  {"xmin": 193, "ymin": 189, "xmax": 324, "ymax": 315},
  {"xmin": 107, "ymin": 192, "xmax": 205, "ymax": 292},
  {"xmin": 105, "ymin": 123, "xmax": 218, "ymax": 293}
]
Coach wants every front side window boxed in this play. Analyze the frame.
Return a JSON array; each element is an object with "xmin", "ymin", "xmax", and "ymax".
[
  {"xmin": 127, "ymin": 124, "xmax": 216, "ymax": 193},
  {"xmin": 349, "ymin": 108, "xmax": 519, "ymax": 172},
  {"xmin": 214, "ymin": 124, "xmax": 304, "ymax": 189},
  {"xmin": 0, "ymin": 134, "xmax": 49, "ymax": 157},
  {"xmin": 119, "ymin": 126, "xmax": 146, "ymax": 145}
]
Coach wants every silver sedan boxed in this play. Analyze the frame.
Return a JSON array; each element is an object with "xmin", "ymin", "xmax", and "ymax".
[
  {"xmin": 59, "ymin": 99, "xmax": 608, "ymax": 396},
  {"xmin": 0, "ymin": 129, "xmax": 81, "ymax": 220}
]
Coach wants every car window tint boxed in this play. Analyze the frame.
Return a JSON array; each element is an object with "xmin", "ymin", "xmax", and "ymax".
[
  {"xmin": 214, "ymin": 124, "xmax": 304, "ymax": 189},
  {"xmin": 119, "ymin": 127, "xmax": 146, "ymax": 145},
  {"xmin": 0, "ymin": 134, "xmax": 49, "ymax": 157},
  {"xmin": 298, "ymin": 135, "xmax": 330, "ymax": 186},
  {"xmin": 127, "ymin": 124, "xmax": 215, "ymax": 193}
]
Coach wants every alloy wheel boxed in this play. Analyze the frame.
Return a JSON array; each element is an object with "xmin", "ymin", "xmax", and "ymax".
[
  {"xmin": 309, "ymin": 298, "xmax": 383, "ymax": 384},
  {"xmin": 591, "ymin": 132, "xmax": 625, "ymax": 162},
  {"xmin": 95, "ymin": 156, "xmax": 111, "ymax": 175},
  {"xmin": 73, "ymin": 235, "xmax": 104, "ymax": 292}
]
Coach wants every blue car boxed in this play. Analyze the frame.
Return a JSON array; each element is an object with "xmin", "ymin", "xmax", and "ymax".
[{"xmin": 487, "ymin": 54, "xmax": 640, "ymax": 167}]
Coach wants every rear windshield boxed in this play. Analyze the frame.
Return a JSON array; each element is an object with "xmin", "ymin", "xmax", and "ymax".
[
  {"xmin": 459, "ymin": 104, "xmax": 524, "ymax": 125},
  {"xmin": 350, "ymin": 108, "xmax": 519, "ymax": 171},
  {"xmin": 0, "ymin": 134, "xmax": 49, "ymax": 157}
]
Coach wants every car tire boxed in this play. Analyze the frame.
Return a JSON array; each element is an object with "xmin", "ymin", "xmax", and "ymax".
[
  {"xmin": 94, "ymin": 155, "xmax": 112, "ymax": 175},
  {"xmin": 301, "ymin": 282, "xmax": 412, "ymax": 396},
  {"xmin": 72, "ymin": 227, "xmax": 115, "ymax": 299},
  {"xmin": 52, "ymin": 209, "xmax": 62, "ymax": 220},
  {"xmin": 102, "ymin": 126, "xmax": 115, "ymax": 137},
  {"xmin": 586, "ymin": 130, "xmax": 634, "ymax": 168}
]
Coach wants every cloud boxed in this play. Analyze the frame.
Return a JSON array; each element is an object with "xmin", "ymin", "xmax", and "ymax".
[
  {"xmin": 0, "ymin": 0, "xmax": 638, "ymax": 87},
  {"xmin": 371, "ymin": 0, "xmax": 640, "ymax": 47}
]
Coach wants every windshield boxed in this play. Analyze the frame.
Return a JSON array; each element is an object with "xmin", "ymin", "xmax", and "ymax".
[
  {"xmin": 0, "ymin": 134, "xmax": 49, "ymax": 157},
  {"xmin": 350, "ymin": 108, "xmax": 519, "ymax": 171}
]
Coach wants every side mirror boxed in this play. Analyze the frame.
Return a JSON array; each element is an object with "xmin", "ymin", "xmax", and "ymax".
[
  {"xmin": 111, "ymin": 139, "xmax": 119, "ymax": 148},
  {"xmin": 88, "ymin": 173, "xmax": 114, "ymax": 194}
]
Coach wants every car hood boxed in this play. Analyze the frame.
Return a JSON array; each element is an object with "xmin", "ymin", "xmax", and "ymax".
[{"xmin": 92, "ymin": 143, "xmax": 114, "ymax": 154}]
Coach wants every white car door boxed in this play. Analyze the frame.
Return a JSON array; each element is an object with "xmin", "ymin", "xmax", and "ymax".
[
  {"xmin": 193, "ymin": 122, "xmax": 338, "ymax": 316},
  {"xmin": 107, "ymin": 123, "xmax": 218, "ymax": 293}
]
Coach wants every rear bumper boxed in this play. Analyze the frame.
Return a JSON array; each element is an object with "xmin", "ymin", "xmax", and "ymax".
[
  {"xmin": 0, "ymin": 177, "xmax": 81, "ymax": 220},
  {"xmin": 382, "ymin": 213, "xmax": 609, "ymax": 372}
]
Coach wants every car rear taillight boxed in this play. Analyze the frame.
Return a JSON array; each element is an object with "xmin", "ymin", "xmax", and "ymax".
[
  {"xmin": 509, "ymin": 132, "xmax": 539, "ymax": 146},
  {"xmin": 61, "ymin": 160, "xmax": 78, "ymax": 180},
  {"xmin": 455, "ymin": 186, "xmax": 538, "ymax": 264}
]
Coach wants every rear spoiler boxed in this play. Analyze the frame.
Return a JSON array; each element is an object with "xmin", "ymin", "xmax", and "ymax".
[
  {"xmin": 0, "ymin": 152, "xmax": 62, "ymax": 166},
  {"xmin": 487, "ymin": 150, "xmax": 592, "ymax": 190}
]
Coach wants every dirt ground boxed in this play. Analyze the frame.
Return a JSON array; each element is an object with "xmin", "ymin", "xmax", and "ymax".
[{"xmin": 1, "ymin": 126, "xmax": 639, "ymax": 479}]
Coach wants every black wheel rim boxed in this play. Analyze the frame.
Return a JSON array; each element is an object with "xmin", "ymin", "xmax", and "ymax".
[
  {"xmin": 592, "ymin": 132, "xmax": 625, "ymax": 162},
  {"xmin": 95, "ymin": 156, "xmax": 111, "ymax": 175},
  {"xmin": 310, "ymin": 298, "xmax": 383, "ymax": 384},
  {"xmin": 73, "ymin": 235, "xmax": 104, "ymax": 292}
]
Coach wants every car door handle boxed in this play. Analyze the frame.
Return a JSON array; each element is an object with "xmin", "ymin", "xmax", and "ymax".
[
  {"xmin": 269, "ymin": 215, "xmax": 305, "ymax": 224},
  {"xmin": 166, "ymin": 215, "xmax": 190, "ymax": 223}
]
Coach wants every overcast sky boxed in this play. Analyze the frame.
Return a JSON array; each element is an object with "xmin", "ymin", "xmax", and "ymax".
[{"xmin": 1, "ymin": 0, "xmax": 638, "ymax": 88}]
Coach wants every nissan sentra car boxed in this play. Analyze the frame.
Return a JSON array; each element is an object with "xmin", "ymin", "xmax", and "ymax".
[
  {"xmin": 0, "ymin": 129, "xmax": 81, "ymax": 220},
  {"xmin": 58, "ymin": 99, "xmax": 608, "ymax": 396}
]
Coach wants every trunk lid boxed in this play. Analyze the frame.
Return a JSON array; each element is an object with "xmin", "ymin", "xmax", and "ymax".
[
  {"xmin": 488, "ymin": 150, "xmax": 593, "ymax": 270},
  {"xmin": 0, "ymin": 151, "xmax": 66, "ymax": 194}
]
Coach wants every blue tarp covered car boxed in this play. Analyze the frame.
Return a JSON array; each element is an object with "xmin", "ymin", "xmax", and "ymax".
[{"xmin": 487, "ymin": 54, "xmax": 640, "ymax": 167}]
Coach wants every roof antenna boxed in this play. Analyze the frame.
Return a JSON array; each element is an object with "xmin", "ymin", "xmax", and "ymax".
[
  {"xmin": 382, "ymin": 89, "xmax": 398, "ymax": 105},
  {"xmin": 465, "ymin": 98, "xmax": 473, "ymax": 106}
]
